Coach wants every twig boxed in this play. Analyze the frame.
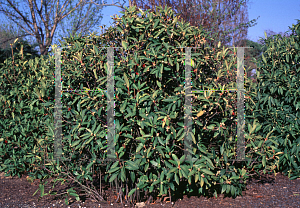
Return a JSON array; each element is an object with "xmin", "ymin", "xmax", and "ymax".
[
  {"xmin": 57, "ymin": 159, "xmax": 104, "ymax": 201},
  {"xmin": 169, "ymin": 187, "xmax": 172, "ymax": 205}
]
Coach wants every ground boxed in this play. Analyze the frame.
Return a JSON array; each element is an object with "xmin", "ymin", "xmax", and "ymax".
[{"xmin": 1, "ymin": 170, "xmax": 300, "ymax": 207}]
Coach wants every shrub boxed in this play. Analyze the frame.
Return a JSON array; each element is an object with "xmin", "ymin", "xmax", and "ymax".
[{"xmin": 251, "ymin": 20, "xmax": 300, "ymax": 179}]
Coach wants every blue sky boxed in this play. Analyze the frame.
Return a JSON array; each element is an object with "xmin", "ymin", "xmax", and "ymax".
[{"xmin": 247, "ymin": 0, "xmax": 300, "ymax": 42}]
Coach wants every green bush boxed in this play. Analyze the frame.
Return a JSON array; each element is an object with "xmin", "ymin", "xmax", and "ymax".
[
  {"xmin": 0, "ymin": 39, "xmax": 40, "ymax": 64},
  {"xmin": 0, "ymin": 39, "xmax": 56, "ymax": 179},
  {"xmin": 46, "ymin": 5, "xmax": 253, "ymax": 201},
  {"xmin": 252, "ymin": 20, "xmax": 300, "ymax": 179},
  {"xmin": 1, "ymin": 5, "xmax": 298, "ymax": 206}
]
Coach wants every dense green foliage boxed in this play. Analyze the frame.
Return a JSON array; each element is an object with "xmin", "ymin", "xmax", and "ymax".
[
  {"xmin": 0, "ymin": 6, "xmax": 298, "ymax": 206},
  {"xmin": 252, "ymin": 20, "xmax": 300, "ymax": 179},
  {"xmin": 0, "ymin": 42, "xmax": 55, "ymax": 178}
]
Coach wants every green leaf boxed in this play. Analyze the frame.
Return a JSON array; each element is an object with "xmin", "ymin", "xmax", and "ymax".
[
  {"xmin": 262, "ymin": 53, "xmax": 267, "ymax": 64},
  {"xmin": 71, "ymin": 140, "xmax": 81, "ymax": 147},
  {"xmin": 164, "ymin": 161, "xmax": 173, "ymax": 169},
  {"xmin": 195, "ymin": 173, "xmax": 199, "ymax": 183},
  {"xmin": 180, "ymin": 168, "xmax": 188, "ymax": 179},
  {"xmin": 69, "ymin": 192, "xmax": 79, "ymax": 197},
  {"xmin": 158, "ymin": 136, "xmax": 164, "ymax": 146},
  {"xmin": 289, "ymin": 175, "xmax": 300, "ymax": 180},
  {"xmin": 130, "ymin": 171, "xmax": 135, "ymax": 182},
  {"xmin": 201, "ymin": 168, "xmax": 214, "ymax": 176},
  {"xmin": 226, "ymin": 184, "xmax": 230, "ymax": 193},
  {"xmin": 221, "ymin": 185, "xmax": 226, "ymax": 194},
  {"xmin": 269, "ymin": 139, "xmax": 279, "ymax": 145},
  {"xmin": 174, "ymin": 173, "xmax": 179, "ymax": 185},
  {"xmin": 177, "ymin": 129, "xmax": 185, "ymax": 141},
  {"xmin": 172, "ymin": 154, "xmax": 179, "ymax": 162},
  {"xmin": 109, "ymin": 172, "xmax": 119, "ymax": 183},
  {"xmin": 213, "ymin": 131, "xmax": 219, "ymax": 138},
  {"xmin": 150, "ymin": 160, "xmax": 158, "ymax": 167},
  {"xmin": 149, "ymin": 185, "xmax": 154, "ymax": 192},
  {"xmin": 120, "ymin": 99, "xmax": 127, "ymax": 113},
  {"xmin": 84, "ymin": 137, "xmax": 93, "ymax": 146},
  {"xmin": 202, "ymin": 155, "xmax": 214, "ymax": 170},
  {"xmin": 136, "ymin": 143, "xmax": 144, "ymax": 153},
  {"xmin": 166, "ymin": 134, "xmax": 171, "ymax": 145},
  {"xmin": 38, "ymin": 184, "xmax": 44, "ymax": 197},
  {"xmin": 128, "ymin": 188, "xmax": 137, "ymax": 197},
  {"xmin": 121, "ymin": 167, "xmax": 126, "ymax": 182},
  {"xmin": 152, "ymin": 90, "xmax": 159, "ymax": 99},
  {"xmin": 169, "ymin": 167, "xmax": 177, "ymax": 173},
  {"xmin": 94, "ymin": 124, "xmax": 101, "ymax": 135},
  {"xmin": 231, "ymin": 185, "xmax": 236, "ymax": 196},
  {"xmin": 153, "ymin": 19, "xmax": 160, "ymax": 29},
  {"xmin": 154, "ymin": 28, "xmax": 164, "ymax": 38},
  {"xmin": 157, "ymin": 80, "xmax": 162, "ymax": 88},
  {"xmin": 207, "ymin": 124, "xmax": 215, "ymax": 130},
  {"xmin": 172, "ymin": 16, "xmax": 178, "ymax": 24},
  {"xmin": 124, "ymin": 73, "xmax": 129, "ymax": 89},
  {"xmin": 152, "ymin": 180, "xmax": 160, "ymax": 186},
  {"xmin": 126, "ymin": 160, "xmax": 139, "ymax": 170},
  {"xmin": 65, "ymin": 197, "xmax": 69, "ymax": 205},
  {"xmin": 179, "ymin": 155, "xmax": 185, "ymax": 164},
  {"xmin": 262, "ymin": 155, "xmax": 266, "ymax": 167},
  {"xmin": 160, "ymin": 171, "xmax": 165, "ymax": 182},
  {"xmin": 200, "ymin": 176, "xmax": 204, "ymax": 187},
  {"xmin": 110, "ymin": 161, "xmax": 119, "ymax": 170},
  {"xmin": 230, "ymin": 175, "xmax": 240, "ymax": 180},
  {"xmin": 220, "ymin": 144, "xmax": 224, "ymax": 155},
  {"xmin": 264, "ymin": 31, "xmax": 267, "ymax": 38},
  {"xmin": 122, "ymin": 40, "xmax": 128, "ymax": 50},
  {"xmin": 86, "ymin": 161, "xmax": 95, "ymax": 171}
]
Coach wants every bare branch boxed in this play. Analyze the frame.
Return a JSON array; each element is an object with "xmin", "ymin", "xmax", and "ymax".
[
  {"xmin": 27, "ymin": 0, "xmax": 44, "ymax": 48},
  {"xmin": 0, "ymin": 34, "xmax": 32, "ymax": 47},
  {"xmin": 59, "ymin": 1, "xmax": 89, "ymax": 22},
  {"xmin": 0, "ymin": 0, "xmax": 129, "ymax": 55},
  {"xmin": 57, "ymin": 0, "xmax": 73, "ymax": 15},
  {"xmin": 2, "ymin": 0, "xmax": 34, "ymax": 30},
  {"xmin": 33, "ymin": 0, "xmax": 42, "ymax": 15},
  {"xmin": 86, "ymin": 0, "xmax": 127, "ymax": 9},
  {"xmin": 0, "ymin": 13, "xmax": 36, "ymax": 40}
]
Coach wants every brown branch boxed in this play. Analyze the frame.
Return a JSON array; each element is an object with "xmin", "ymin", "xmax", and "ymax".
[
  {"xmin": 5, "ymin": 0, "xmax": 34, "ymax": 27},
  {"xmin": 87, "ymin": 0, "xmax": 127, "ymax": 9},
  {"xmin": 0, "ymin": 34, "xmax": 33, "ymax": 46}
]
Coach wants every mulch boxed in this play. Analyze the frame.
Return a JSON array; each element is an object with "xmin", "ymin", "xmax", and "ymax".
[{"xmin": 1, "ymin": 170, "xmax": 300, "ymax": 208}]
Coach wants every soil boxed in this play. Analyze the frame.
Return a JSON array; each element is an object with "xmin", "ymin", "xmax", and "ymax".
[{"xmin": 1, "ymin": 170, "xmax": 300, "ymax": 208}]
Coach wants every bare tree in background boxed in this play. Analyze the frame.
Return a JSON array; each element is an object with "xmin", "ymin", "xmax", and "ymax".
[
  {"xmin": 0, "ymin": 0, "xmax": 127, "ymax": 56},
  {"xmin": 123, "ymin": 0, "xmax": 259, "ymax": 48},
  {"xmin": 0, "ymin": 22, "xmax": 28, "ymax": 50}
]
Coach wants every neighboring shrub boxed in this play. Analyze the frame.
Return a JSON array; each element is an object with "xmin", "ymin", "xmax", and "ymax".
[
  {"xmin": 251, "ymin": 20, "xmax": 300, "ymax": 179},
  {"xmin": 0, "ymin": 39, "xmax": 55, "ymax": 178},
  {"xmin": 0, "ymin": 39, "xmax": 40, "ymax": 64}
]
